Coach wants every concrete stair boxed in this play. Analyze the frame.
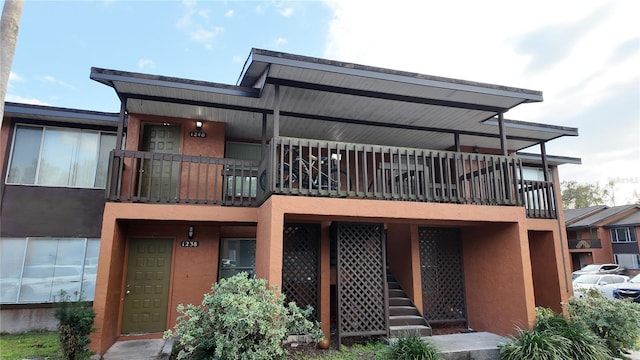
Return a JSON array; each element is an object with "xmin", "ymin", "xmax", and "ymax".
[{"xmin": 387, "ymin": 271, "xmax": 432, "ymax": 337}]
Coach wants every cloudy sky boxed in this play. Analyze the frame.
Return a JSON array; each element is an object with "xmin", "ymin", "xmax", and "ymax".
[{"xmin": 6, "ymin": 0, "xmax": 639, "ymax": 203}]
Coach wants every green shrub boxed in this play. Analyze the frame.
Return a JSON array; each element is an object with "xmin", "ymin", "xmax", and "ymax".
[
  {"xmin": 499, "ymin": 307, "xmax": 610, "ymax": 360},
  {"xmin": 164, "ymin": 273, "xmax": 323, "ymax": 360},
  {"xmin": 568, "ymin": 289, "xmax": 640, "ymax": 358},
  {"xmin": 499, "ymin": 328, "xmax": 571, "ymax": 360},
  {"xmin": 534, "ymin": 307, "xmax": 610, "ymax": 360},
  {"xmin": 385, "ymin": 332, "xmax": 441, "ymax": 360},
  {"xmin": 53, "ymin": 290, "xmax": 96, "ymax": 360}
]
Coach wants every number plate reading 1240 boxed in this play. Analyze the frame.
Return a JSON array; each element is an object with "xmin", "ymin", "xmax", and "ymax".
[{"xmin": 181, "ymin": 241, "xmax": 199, "ymax": 248}]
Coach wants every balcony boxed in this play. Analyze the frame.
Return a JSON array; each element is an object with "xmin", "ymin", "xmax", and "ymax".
[
  {"xmin": 106, "ymin": 137, "xmax": 558, "ymax": 219},
  {"xmin": 568, "ymin": 238, "xmax": 602, "ymax": 250}
]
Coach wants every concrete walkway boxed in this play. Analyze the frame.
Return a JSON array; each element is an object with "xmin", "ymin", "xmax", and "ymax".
[
  {"xmin": 94, "ymin": 338, "xmax": 172, "ymax": 360},
  {"xmin": 95, "ymin": 334, "xmax": 640, "ymax": 360}
]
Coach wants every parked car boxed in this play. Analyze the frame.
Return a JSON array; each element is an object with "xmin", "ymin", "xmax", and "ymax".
[
  {"xmin": 572, "ymin": 274, "xmax": 629, "ymax": 298},
  {"xmin": 571, "ymin": 263, "xmax": 625, "ymax": 280},
  {"xmin": 613, "ymin": 274, "xmax": 640, "ymax": 302}
]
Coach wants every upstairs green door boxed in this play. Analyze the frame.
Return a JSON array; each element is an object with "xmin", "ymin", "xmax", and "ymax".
[
  {"xmin": 121, "ymin": 238, "xmax": 173, "ymax": 334},
  {"xmin": 141, "ymin": 124, "xmax": 181, "ymax": 200}
]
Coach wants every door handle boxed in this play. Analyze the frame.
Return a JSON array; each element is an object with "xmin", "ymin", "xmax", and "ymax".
[{"xmin": 126, "ymin": 290, "xmax": 131, "ymax": 295}]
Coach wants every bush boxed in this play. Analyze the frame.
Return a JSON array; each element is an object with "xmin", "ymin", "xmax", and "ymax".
[
  {"xmin": 385, "ymin": 332, "xmax": 441, "ymax": 360},
  {"xmin": 568, "ymin": 289, "xmax": 640, "ymax": 358},
  {"xmin": 53, "ymin": 290, "xmax": 96, "ymax": 360},
  {"xmin": 499, "ymin": 307, "xmax": 610, "ymax": 360},
  {"xmin": 164, "ymin": 273, "xmax": 323, "ymax": 360}
]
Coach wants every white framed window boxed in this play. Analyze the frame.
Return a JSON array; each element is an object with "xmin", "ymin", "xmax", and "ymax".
[
  {"xmin": 0, "ymin": 237, "xmax": 100, "ymax": 303},
  {"xmin": 614, "ymin": 253, "xmax": 640, "ymax": 270},
  {"xmin": 6, "ymin": 124, "xmax": 116, "ymax": 188},
  {"xmin": 610, "ymin": 227, "xmax": 636, "ymax": 243}
]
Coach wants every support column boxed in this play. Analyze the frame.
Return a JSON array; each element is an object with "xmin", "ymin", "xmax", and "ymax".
[
  {"xmin": 273, "ymin": 84, "xmax": 280, "ymax": 138},
  {"xmin": 255, "ymin": 198, "xmax": 284, "ymax": 286},
  {"xmin": 454, "ymin": 133, "xmax": 461, "ymax": 152},
  {"xmin": 498, "ymin": 113, "xmax": 508, "ymax": 156},
  {"xmin": 319, "ymin": 221, "xmax": 331, "ymax": 342},
  {"xmin": 261, "ymin": 112, "xmax": 267, "ymax": 153},
  {"xmin": 540, "ymin": 142, "xmax": 549, "ymax": 182},
  {"xmin": 115, "ymin": 99, "xmax": 126, "ymax": 151}
]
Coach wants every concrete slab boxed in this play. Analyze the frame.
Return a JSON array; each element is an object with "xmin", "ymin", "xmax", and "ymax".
[
  {"xmin": 427, "ymin": 332, "xmax": 507, "ymax": 360},
  {"xmin": 98, "ymin": 338, "xmax": 167, "ymax": 360}
]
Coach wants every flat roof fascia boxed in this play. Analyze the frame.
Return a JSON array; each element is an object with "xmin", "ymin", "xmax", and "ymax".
[
  {"xmin": 246, "ymin": 49, "xmax": 544, "ymax": 102},
  {"xmin": 483, "ymin": 118, "xmax": 579, "ymax": 136},
  {"xmin": 517, "ymin": 152, "xmax": 582, "ymax": 166},
  {"xmin": 90, "ymin": 67, "xmax": 261, "ymax": 98},
  {"xmin": 4, "ymin": 102, "xmax": 120, "ymax": 126}
]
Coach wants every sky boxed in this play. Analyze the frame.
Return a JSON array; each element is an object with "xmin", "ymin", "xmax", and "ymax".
[{"xmin": 5, "ymin": 0, "xmax": 640, "ymax": 204}]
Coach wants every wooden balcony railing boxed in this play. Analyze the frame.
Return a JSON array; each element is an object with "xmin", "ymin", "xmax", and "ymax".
[
  {"xmin": 568, "ymin": 238, "xmax": 602, "ymax": 249},
  {"xmin": 106, "ymin": 149, "xmax": 258, "ymax": 206},
  {"xmin": 260, "ymin": 136, "xmax": 558, "ymax": 218},
  {"xmin": 105, "ymin": 138, "xmax": 558, "ymax": 219}
]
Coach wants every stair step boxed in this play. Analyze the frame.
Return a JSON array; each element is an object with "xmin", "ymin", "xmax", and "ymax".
[
  {"xmin": 389, "ymin": 325, "xmax": 432, "ymax": 337},
  {"xmin": 389, "ymin": 315, "xmax": 428, "ymax": 326},
  {"xmin": 388, "ymin": 288, "xmax": 406, "ymax": 298},
  {"xmin": 389, "ymin": 306, "xmax": 420, "ymax": 316},
  {"xmin": 389, "ymin": 297, "xmax": 412, "ymax": 306},
  {"xmin": 387, "ymin": 281, "xmax": 402, "ymax": 289}
]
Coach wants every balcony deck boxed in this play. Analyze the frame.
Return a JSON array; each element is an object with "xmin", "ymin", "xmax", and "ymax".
[{"xmin": 106, "ymin": 137, "xmax": 557, "ymax": 219}]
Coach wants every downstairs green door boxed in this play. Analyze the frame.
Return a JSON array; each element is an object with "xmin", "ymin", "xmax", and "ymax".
[{"xmin": 122, "ymin": 238, "xmax": 173, "ymax": 334}]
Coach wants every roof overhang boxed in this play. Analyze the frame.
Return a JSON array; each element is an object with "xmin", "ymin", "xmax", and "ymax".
[
  {"xmin": 4, "ymin": 102, "xmax": 121, "ymax": 128},
  {"xmin": 516, "ymin": 152, "xmax": 582, "ymax": 166},
  {"xmin": 90, "ymin": 48, "xmax": 577, "ymax": 152}
]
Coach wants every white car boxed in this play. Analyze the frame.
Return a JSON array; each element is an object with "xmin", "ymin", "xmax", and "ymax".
[{"xmin": 572, "ymin": 274, "xmax": 629, "ymax": 298}]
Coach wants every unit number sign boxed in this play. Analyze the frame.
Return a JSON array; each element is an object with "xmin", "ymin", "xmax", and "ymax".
[{"xmin": 181, "ymin": 241, "xmax": 199, "ymax": 247}]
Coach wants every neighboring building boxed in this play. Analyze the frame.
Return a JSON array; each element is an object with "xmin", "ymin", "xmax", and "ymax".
[
  {"xmin": 2, "ymin": 49, "xmax": 580, "ymax": 354},
  {"xmin": 565, "ymin": 205, "xmax": 640, "ymax": 273},
  {"xmin": 0, "ymin": 103, "xmax": 119, "ymax": 331}
]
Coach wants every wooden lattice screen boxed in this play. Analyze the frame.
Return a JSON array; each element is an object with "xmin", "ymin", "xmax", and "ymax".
[
  {"xmin": 282, "ymin": 223, "xmax": 320, "ymax": 320},
  {"xmin": 419, "ymin": 227, "xmax": 467, "ymax": 325},
  {"xmin": 335, "ymin": 222, "xmax": 388, "ymax": 343}
]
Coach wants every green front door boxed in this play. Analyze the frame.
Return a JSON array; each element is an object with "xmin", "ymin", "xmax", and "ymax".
[
  {"xmin": 121, "ymin": 238, "xmax": 173, "ymax": 334},
  {"xmin": 141, "ymin": 124, "xmax": 181, "ymax": 200}
]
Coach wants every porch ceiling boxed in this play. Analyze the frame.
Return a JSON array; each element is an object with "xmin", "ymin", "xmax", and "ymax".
[{"xmin": 91, "ymin": 48, "xmax": 577, "ymax": 152}]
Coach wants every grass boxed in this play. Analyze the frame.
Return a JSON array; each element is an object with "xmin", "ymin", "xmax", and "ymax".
[{"xmin": 0, "ymin": 330, "xmax": 63, "ymax": 360}]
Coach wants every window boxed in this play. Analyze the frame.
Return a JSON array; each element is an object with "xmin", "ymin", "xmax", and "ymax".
[
  {"xmin": 610, "ymin": 227, "xmax": 636, "ymax": 243},
  {"xmin": 218, "ymin": 239, "xmax": 256, "ymax": 280},
  {"xmin": 614, "ymin": 254, "xmax": 640, "ymax": 270},
  {"xmin": 0, "ymin": 238, "xmax": 100, "ymax": 303},
  {"xmin": 225, "ymin": 142, "xmax": 260, "ymax": 197},
  {"xmin": 6, "ymin": 125, "xmax": 116, "ymax": 188}
]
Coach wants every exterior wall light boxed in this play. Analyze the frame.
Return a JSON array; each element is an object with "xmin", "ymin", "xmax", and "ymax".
[
  {"xmin": 195, "ymin": 120, "xmax": 203, "ymax": 131},
  {"xmin": 188, "ymin": 226, "xmax": 195, "ymax": 239}
]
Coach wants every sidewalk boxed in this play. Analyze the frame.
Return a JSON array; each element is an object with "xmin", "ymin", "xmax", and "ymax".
[{"xmin": 94, "ymin": 337, "xmax": 172, "ymax": 360}]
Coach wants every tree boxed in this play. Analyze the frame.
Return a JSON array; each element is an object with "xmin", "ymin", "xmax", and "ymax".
[
  {"xmin": 561, "ymin": 180, "xmax": 613, "ymax": 209},
  {"xmin": 0, "ymin": 0, "xmax": 24, "ymax": 128}
]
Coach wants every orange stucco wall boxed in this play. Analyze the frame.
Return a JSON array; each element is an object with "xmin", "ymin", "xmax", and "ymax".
[
  {"xmin": 91, "ymin": 203, "xmax": 258, "ymax": 354},
  {"xmin": 92, "ymin": 191, "xmax": 568, "ymax": 353},
  {"xmin": 529, "ymin": 230, "xmax": 564, "ymax": 312},
  {"xmin": 462, "ymin": 222, "xmax": 536, "ymax": 335}
]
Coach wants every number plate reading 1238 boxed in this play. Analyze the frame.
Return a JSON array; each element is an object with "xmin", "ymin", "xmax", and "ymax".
[{"xmin": 181, "ymin": 241, "xmax": 199, "ymax": 247}]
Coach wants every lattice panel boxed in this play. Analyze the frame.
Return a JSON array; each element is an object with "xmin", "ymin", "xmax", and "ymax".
[
  {"xmin": 336, "ymin": 223, "xmax": 387, "ymax": 337},
  {"xmin": 282, "ymin": 223, "xmax": 320, "ymax": 320},
  {"xmin": 419, "ymin": 227, "xmax": 467, "ymax": 323}
]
